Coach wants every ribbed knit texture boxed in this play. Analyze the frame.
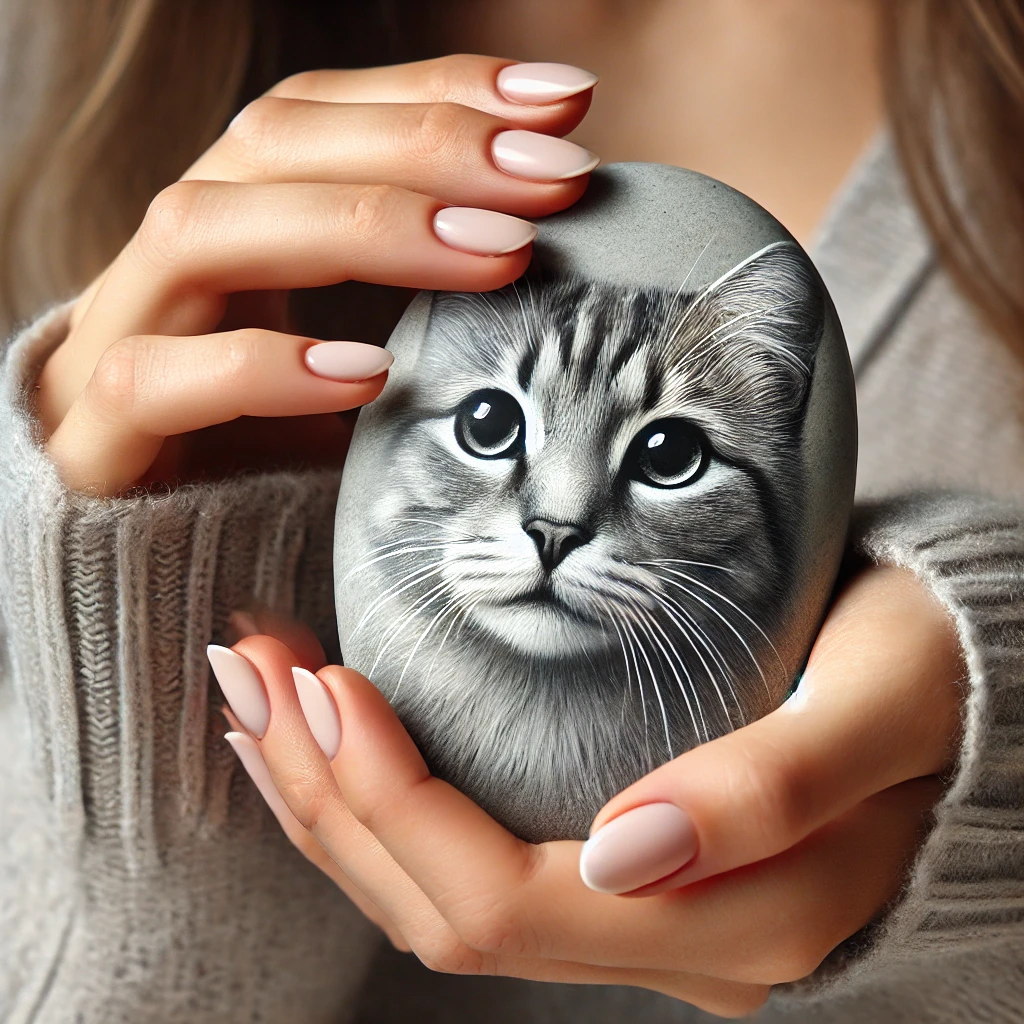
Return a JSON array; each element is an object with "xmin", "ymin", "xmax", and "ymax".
[
  {"xmin": 0, "ymin": 305, "xmax": 379, "ymax": 1024},
  {"xmin": 756, "ymin": 498, "xmax": 1024, "ymax": 1022}
]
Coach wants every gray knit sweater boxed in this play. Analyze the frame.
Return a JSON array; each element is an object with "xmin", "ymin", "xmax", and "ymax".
[{"xmin": 3, "ymin": 137, "xmax": 1024, "ymax": 1024}]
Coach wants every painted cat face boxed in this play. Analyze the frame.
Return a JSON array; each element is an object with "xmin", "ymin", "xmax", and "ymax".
[{"xmin": 339, "ymin": 241, "xmax": 826, "ymax": 840}]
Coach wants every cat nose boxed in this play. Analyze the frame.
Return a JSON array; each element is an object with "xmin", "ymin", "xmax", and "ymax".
[{"xmin": 523, "ymin": 519, "xmax": 591, "ymax": 573}]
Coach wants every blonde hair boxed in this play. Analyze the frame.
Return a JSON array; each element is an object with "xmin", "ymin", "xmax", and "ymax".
[
  {"xmin": 0, "ymin": 0, "xmax": 252, "ymax": 332},
  {"xmin": 3, "ymin": 0, "xmax": 1024, "ymax": 350},
  {"xmin": 882, "ymin": 0, "xmax": 1024, "ymax": 350}
]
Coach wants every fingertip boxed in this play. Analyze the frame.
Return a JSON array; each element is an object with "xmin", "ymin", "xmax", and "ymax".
[
  {"xmin": 317, "ymin": 665, "xmax": 430, "ymax": 784},
  {"xmin": 293, "ymin": 665, "xmax": 342, "ymax": 761},
  {"xmin": 224, "ymin": 728, "xmax": 298, "ymax": 824},
  {"xmin": 432, "ymin": 207, "xmax": 537, "ymax": 257},
  {"xmin": 444, "ymin": 244, "xmax": 535, "ymax": 294},
  {"xmin": 231, "ymin": 612, "xmax": 327, "ymax": 672},
  {"xmin": 318, "ymin": 665, "xmax": 397, "ymax": 725},
  {"xmin": 496, "ymin": 62, "xmax": 599, "ymax": 106}
]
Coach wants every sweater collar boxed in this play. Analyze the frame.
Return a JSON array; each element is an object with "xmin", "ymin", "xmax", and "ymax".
[{"xmin": 809, "ymin": 132, "xmax": 936, "ymax": 371}]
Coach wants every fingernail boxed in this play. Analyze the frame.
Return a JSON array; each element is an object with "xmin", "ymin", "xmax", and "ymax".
[
  {"xmin": 207, "ymin": 645, "xmax": 270, "ymax": 738},
  {"xmin": 579, "ymin": 803, "xmax": 698, "ymax": 895},
  {"xmin": 497, "ymin": 62, "xmax": 599, "ymax": 105},
  {"xmin": 304, "ymin": 342, "xmax": 394, "ymax": 382},
  {"xmin": 492, "ymin": 130, "xmax": 599, "ymax": 182},
  {"xmin": 225, "ymin": 731, "xmax": 294, "ymax": 821},
  {"xmin": 433, "ymin": 207, "xmax": 538, "ymax": 256},
  {"xmin": 292, "ymin": 667, "xmax": 341, "ymax": 760}
]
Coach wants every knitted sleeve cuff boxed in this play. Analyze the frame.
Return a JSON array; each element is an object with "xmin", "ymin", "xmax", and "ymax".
[
  {"xmin": 777, "ymin": 494, "xmax": 1024, "ymax": 1004},
  {"xmin": 0, "ymin": 307, "xmax": 379, "ymax": 1022}
]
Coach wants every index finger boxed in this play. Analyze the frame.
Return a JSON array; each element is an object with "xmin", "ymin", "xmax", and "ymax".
[{"xmin": 267, "ymin": 54, "xmax": 597, "ymax": 133}]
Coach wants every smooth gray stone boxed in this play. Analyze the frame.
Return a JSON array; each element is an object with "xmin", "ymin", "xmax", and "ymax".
[{"xmin": 335, "ymin": 163, "xmax": 857, "ymax": 842}]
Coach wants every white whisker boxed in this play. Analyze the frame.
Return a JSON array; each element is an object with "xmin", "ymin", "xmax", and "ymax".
[
  {"xmin": 391, "ymin": 593, "xmax": 461, "ymax": 701},
  {"xmin": 345, "ymin": 541, "xmax": 456, "ymax": 580},
  {"xmin": 369, "ymin": 578, "xmax": 454, "ymax": 678},
  {"xmin": 652, "ymin": 566, "xmax": 785, "ymax": 675},
  {"xmin": 627, "ymin": 595, "xmax": 705, "ymax": 744},
  {"xmin": 620, "ymin": 614, "xmax": 673, "ymax": 760},
  {"xmin": 350, "ymin": 561, "xmax": 446, "ymax": 638},
  {"xmin": 649, "ymin": 571, "xmax": 776, "ymax": 704},
  {"xmin": 648, "ymin": 590, "xmax": 739, "ymax": 729}
]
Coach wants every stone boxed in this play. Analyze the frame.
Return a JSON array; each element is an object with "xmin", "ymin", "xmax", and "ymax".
[{"xmin": 335, "ymin": 163, "xmax": 857, "ymax": 842}]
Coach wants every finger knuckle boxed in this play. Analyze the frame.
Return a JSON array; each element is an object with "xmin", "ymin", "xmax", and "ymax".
[
  {"xmin": 405, "ymin": 102, "xmax": 472, "ymax": 166},
  {"xmin": 135, "ymin": 180, "xmax": 210, "ymax": 269},
  {"xmin": 87, "ymin": 336, "xmax": 144, "ymax": 418},
  {"xmin": 217, "ymin": 329, "xmax": 268, "ymax": 386},
  {"xmin": 712, "ymin": 988, "xmax": 771, "ymax": 1019},
  {"xmin": 415, "ymin": 938, "xmax": 489, "ymax": 977},
  {"xmin": 276, "ymin": 774, "xmax": 331, "ymax": 835},
  {"xmin": 268, "ymin": 69, "xmax": 322, "ymax": 98},
  {"xmin": 332, "ymin": 781, "xmax": 388, "ymax": 838},
  {"xmin": 451, "ymin": 898, "xmax": 531, "ymax": 958},
  {"xmin": 733, "ymin": 744, "xmax": 814, "ymax": 852},
  {"xmin": 223, "ymin": 96, "xmax": 289, "ymax": 166},
  {"xmin": 420, "ymin": 53, "xmax": 488, "ymax": 101},
  {"xmin": 760, "ymin": 931, "xmax": 832, "ymax": 984},
  {"xmin": 286, "ymin": 827, "xmax": 325, "ymax": 863},
  {"xmin": 340, "ymin": 184, "xmax": 399, "ymax": 245}
]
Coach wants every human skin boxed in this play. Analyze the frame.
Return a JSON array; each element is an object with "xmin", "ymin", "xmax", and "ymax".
[
  {"xmin": 38, "ymin": 55, "xmax": 597, "ymax": 493},
  {"xmin": 216, "ymin": 565, "xmax": 960, "ymax": 1017},
  {"xmin": 33, "ymin": 1, "xmax": 963, "ymax": 1012},
  {"xmin": 450, "ymin": 0, "xmax": 883, "ymax": 244}
]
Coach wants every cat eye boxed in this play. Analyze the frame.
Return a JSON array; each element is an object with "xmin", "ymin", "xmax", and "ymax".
[
  {"xmin": 455, "ymin": 389, "xmax": 525, "ymax": 460},
  {"xmin": 626, "ymin": 418, "xmax": 707, "ymax": 488}
]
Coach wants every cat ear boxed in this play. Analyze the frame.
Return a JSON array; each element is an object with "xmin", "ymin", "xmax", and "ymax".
[{"xmin": 690, "ymin": 240, "xmax": 825, "ymax": 413}]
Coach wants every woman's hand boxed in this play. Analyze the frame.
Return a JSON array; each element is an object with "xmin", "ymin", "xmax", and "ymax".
[
  {"xmin": 208, "ymin": 565, "xmax": 964, "ymax": 1019},
  {"xmin": 37, "ymin": 55, "xmax": 600, "ymax": 494}
]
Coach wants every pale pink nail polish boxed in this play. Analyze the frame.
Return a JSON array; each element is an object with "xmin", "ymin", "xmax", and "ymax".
[
  {"xmin": 207, "ymin": 645, "xmax": 271, "ymax": 738},
  {"xmin": 292, "ymin": 667, "xmax": 341, "ymax": 760},
  {"xmin": 225, "ymin": 731, "xmax": 294, "ymax": 822},
  {"xmin": 579, "ymin": 803, "xmax": 698, "ymax": 895},
  {"xmin": 497, "ymin": 62, "xmax": 599, "ymax": 105},
  {"xmin": 304, "ymin": 342, "xmax": 393, "ymax": 382},
  {"xmin": 433, "ymin": 207, "xmax": 538, "ymax": 256},
  {"xmin": 492, "ymin": 130, "xmax": 599, "ymax": 182}
]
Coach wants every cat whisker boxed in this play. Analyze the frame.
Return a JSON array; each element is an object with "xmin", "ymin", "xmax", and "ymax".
[
  {"xmin": 651, "ymin": 571, "xmax": 767, "ymax": 686},
  {"xmin": 387, "ymin": 516, "xmax": 482, "ymax": 539},
  {"xmin": 594, "ymin": 595, "xmax": 637, "ymax": 716},
  {"xmin": 350, "ymin": 561, "xmax": 447, "ymax": 639},
  {"xmin": 647, "ymin": 590, "xmax": 740, "ymax": 729},
  {"xmin": 652, "ymin": 566, "xmax": 785, "ymax": 678},
  {"xmin": 345, "ymin": 541, "xmax": 455, "ymax": 580},
  {"xmin": 425, "ymin": 593, "xmax": 473, "ymax": 678},
  {"xmin": 623, "ymin": 596, "xmax": 701, "ymax": 748},
  {"xmin": 635, "ymin": 577, "xmax": 740, "ymax": 698},
  {"xmin": 675, "ymin": 233, "xmax": 715, "ymax": 299},
  {"xmin": 638, "ymin": 558, "xmax": 737, "ymax": 575},
  {"xmin": 611, "ymin": 601, "xmax": 651, "ymax": 762},
  {"xmin": 649, "ymin": 571, "xmax": 776, "ymax": 705},
  {"xmin": 619, "ymin": 611, "xmax": 673, "ymax": 761},
  {"xmin": 391, "ymin": 591, "xmax": 462, "ymax": 702},
  {"xmin": 369, "ymin": 577, "xmax": 455, "ymax": 679}
]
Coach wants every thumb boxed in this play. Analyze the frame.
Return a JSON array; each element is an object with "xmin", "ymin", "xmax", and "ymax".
[{"xmin": 580, "ymin": 566, "xmax": 961, "ymax": 896}]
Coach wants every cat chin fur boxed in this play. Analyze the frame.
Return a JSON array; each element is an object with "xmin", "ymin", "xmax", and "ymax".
[
  {"xmin": 470, "ymin": 601, "xmax": 608, "ymax": 656},
  {"xmin": 348, "ymin": 604, "xmax": 783, "ymax": 843}
]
